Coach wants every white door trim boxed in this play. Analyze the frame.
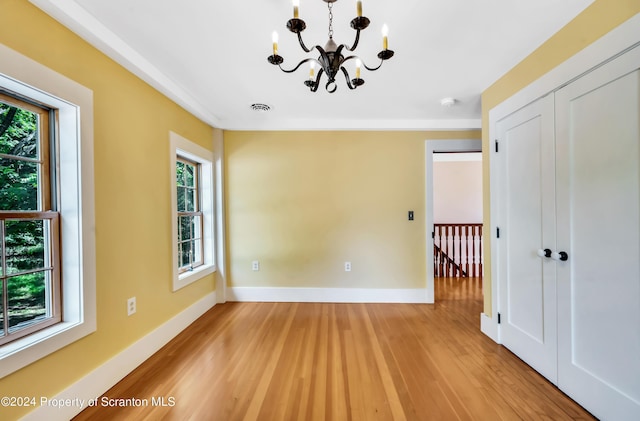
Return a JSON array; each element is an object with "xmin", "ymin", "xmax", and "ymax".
[
  {"xmin": 425, "ymin": 139, "xmax": 482, "ymax": 303},
  {"xmin": 213, "ymin": 129, "xmax": 227, "ymax": 303}
]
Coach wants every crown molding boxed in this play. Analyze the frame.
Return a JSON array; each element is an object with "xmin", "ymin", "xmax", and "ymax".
[{"xmin": 29, "ymin": 0, "xmax": 222, "ymax": 127}]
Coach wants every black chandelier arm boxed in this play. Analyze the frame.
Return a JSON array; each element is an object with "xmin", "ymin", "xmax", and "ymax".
[
  {"xmin": 341, "ymin": 28, "xmax": 362, "ymax": 52},
  {"xmin": 362, "ymin": 59, "xmax": 384, "ymax": 72},
  {"xmin": 277, "ymin": 57, "xmax": 320, "ymax": 74},
  {"xmin": 340, "ymin": 67, "xmax": 357, "ymax": 90},
  {"xmin": 296, "ymin": 31, "xmax": 314, "ymax": 53},
  {"xmin": 341, "ymin": 55, "xmax": 383, "ymax": 72},
  {"xmin": 325, "ymin": 77, "xmax": 338, "ymax": 93},
  {"xmin": 347, "ymin": 16, "xmax": 370, "ymax": 51},
  {"xmin": 315, "ymin": 45, "xmax": 328, "ymax": 58}
]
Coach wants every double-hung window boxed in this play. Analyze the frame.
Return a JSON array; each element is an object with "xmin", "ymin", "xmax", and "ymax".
[
  {"xmin": 170, "ymin": 131, "xmax": 215, "ymax": 291},
  {"xmin": 0, "ymin": 44, "xmax": 95, "ymax": 379},
  {"xmin": 0, "ymin": 92, "xmax": 60, "ymax": 346},
  {"xmin": 177, "ymin": 158, "xmax": 203, "ymax": 272}
]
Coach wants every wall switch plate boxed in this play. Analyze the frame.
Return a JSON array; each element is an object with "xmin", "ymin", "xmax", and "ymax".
[
  {"xmin": 408, "ymin": 211, "xmax": 414, "ymax": 221},
  {"xmin": 127, "ymin": 297, "xmax": 136, "ymax": 316},
  {"xmin": 252, "ymin": 260, "xmax": 260, "ymax": 271},
  {"xmin": 345, "ymin": 261, "xmax": 352, "ymax": 272}
]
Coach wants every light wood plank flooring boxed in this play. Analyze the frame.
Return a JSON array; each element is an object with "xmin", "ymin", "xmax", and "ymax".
[{"xmin": 74, "ymin": 278, "xmax": 595, "ymax": 420}]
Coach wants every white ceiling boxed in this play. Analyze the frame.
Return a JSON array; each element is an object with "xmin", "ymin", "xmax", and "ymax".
[{"xmin": 30, "ymin": 0, "xmax": 595, "ymax": 131}]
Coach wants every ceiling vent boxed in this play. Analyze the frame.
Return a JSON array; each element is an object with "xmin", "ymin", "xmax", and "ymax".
[
  {"xmin": 440, "ymin": 97, "xmax": 456, "ymax": 107},
  {"xmin": 250, "ymin": 103, "xmax": 271, "ymax": 112}
]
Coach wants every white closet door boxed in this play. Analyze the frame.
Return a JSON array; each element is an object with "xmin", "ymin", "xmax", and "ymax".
[
  {"xmin": 555, "ymin": 46, "xmax": 640, "ymax": 420},
  {"xmin": 497, "ymin": 94, "xmax": 557, "ymax": 383}
]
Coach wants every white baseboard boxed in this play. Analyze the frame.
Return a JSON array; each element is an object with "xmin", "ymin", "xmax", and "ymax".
[
  {"xmin": 480, "ymin": 312, "xmax": 500, "ymax": 344},
  {"xmin": 426, "ymin": 287, "xmax": 434, "ymax": 304},
  {"xmin": 227, "ymin": 287, "xmax": 428, "ymax": 303},
  {"xmin": 21, "ymin": 291, "xmax": 217, "ymax": 421}
]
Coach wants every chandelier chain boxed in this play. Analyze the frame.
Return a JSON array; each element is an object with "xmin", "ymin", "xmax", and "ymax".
[{"xmin": 327, "ymin": 2, "xmax": 334, "ymax": 39}]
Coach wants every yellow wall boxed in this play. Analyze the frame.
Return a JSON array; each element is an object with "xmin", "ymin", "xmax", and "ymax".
[
  {"xmin": 481, "ymin": 0, "xmax": 640, "ymax": 315},
  {"xmin": 225, "ymin": 130, "xmax": 479, "ymax": 290},
  {"xmin": 0, "ymin": 1, "xmax": 215, "ymax": 419}
]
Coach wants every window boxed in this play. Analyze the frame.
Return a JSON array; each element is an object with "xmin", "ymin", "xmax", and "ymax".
[
  {"xmin": 0, "ymin": 93, "xmax": 61, "ymax": 345},
  {"xmin": 0, "ymin": 44, "xmax": 95, "ymax": 379},
  {"xmin": 177, "ymin": 158, "xmax": 204, "ymax": 272},
  {"xmin": 170, "ymin": 132, "xmax": 215, "ymax": 291}
]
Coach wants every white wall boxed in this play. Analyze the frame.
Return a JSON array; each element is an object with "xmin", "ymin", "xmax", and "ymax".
[{"xmin": 433, "ymin": 153, "xmax": 483, "ymax": 223}]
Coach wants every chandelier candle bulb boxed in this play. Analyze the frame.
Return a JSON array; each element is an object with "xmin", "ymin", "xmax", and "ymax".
[
  {"xmin": 309, "ymin": 61, "xmax": 315, "ymax": 80},
  {"xmin": 272, "ymin": 31, "xmax": 279, "ymax": 55},
  {"xmin": 382, "ymin": 24, "xmax": 389, "ymax": 50},
  {"xmin": 357, "ymin": 0, "xmax": 362, "ymax": 17},
  {"xmin": 355, "ymin": 58, "xmax": 361, "ymax": 79},
  {"xmin": 293, "ymin": 0, "xmax": 299, "ymax": 18}
]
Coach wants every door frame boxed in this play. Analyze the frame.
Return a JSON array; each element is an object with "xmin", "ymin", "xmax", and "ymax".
[{"xmin": 425, "ymin": 139, "xmax": 482, "ymax": 303}]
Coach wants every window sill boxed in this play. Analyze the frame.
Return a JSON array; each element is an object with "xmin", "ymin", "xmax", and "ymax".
[
  {"xmin": 0, "ymin": 319, "xmax": 95, "ymax": 379},
  {"xmin": 174, "ymin": 264, "xmax": 216, "ymax": 291}
]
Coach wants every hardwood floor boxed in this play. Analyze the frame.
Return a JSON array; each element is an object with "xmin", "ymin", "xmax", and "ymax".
[{"xmin": 74, "ymin": 278, "xmax": 595, "ymax": 420}]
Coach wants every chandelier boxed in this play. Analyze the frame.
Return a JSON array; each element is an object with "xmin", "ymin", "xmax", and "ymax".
[{"xmin": 267, "ymin": 0, "xmax": 394, "ymax": 93}]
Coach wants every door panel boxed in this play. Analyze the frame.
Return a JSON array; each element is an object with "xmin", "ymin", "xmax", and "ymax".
[
  {"xmin": 555, "ymin": 47, "xmax": 640, "ymax": 420},
  {"xmin": 497, "ymin": 94, "xmax": 557, "ymax": 383}
]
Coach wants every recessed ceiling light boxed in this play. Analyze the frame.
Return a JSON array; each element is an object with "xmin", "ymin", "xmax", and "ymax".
[
  {"xmin": 250, "ymin": 103, "xmax": 271, "ymax": 112},
  {"xmin": 440, "ymin": 97, "xmax": 456, "ymax": 107}
]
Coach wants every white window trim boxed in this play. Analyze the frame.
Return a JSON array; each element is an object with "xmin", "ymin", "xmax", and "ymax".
[
  {"xmin": 0, "ymin": 44, "xmax": 96, "ymax": 379},
  {"xmin": 170, "ymin": 131, "xmax": 215, "ymax": 291}
]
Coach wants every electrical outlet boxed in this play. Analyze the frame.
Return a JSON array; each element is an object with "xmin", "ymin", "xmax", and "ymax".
[
  {"xmin": 345, "ymin": 261, "xmax": 352, "ymax": 272},
  {"xmin": 127, "ymin": 297, "xmax": 136, "ymax": 316},
  {"xmin": 252, "ymin": 260, "xmax": 260, "ymax": 271}
]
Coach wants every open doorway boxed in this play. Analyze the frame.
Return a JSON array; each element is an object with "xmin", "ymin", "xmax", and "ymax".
[
  {"xmin": 425, "ymin": 139, "xmax": 482, "ymax": 303},
  {"xmin": 433, "ymin": 152, "xmax": 483, "ymax": 278}
]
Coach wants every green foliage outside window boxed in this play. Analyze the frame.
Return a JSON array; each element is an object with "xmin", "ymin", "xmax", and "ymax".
[
  {"xmin": 176, "ymin": 159, "xmax": 202, "ymax": 271},
  {"xmin": 0, "ymin": 103, "xmax": 38, "ymax": 211},
  {"xmin": 1, "ymin": 101, "xmax": 49, "ymax": 336}
]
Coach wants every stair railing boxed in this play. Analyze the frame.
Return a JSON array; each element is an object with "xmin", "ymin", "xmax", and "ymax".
[{"xmin": 433, "ymin": 223, "xmax": 483, "ymax": 278}]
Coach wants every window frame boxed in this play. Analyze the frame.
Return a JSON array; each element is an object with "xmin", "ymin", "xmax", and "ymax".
[
  {"xmin": 176, "ymin": 157, "xmax": 205, "ymax": 273},
  {"xmin": 0, "ymin": 91, "xmax": 52, "ymax": 210},
  {"xmin": 170, "ymin": 131, "xmax": 215, "ymax": 291},
  {"xmin": 0, "ymin": 92, "xmax": 61, "ymax": 345},
  {"xmin": 0, "ymin": 44, "xmax": 96, "ymax": 379},
  {"xmin": 0, "ymin": 212, "xmax": 61, "ymax": 345}
]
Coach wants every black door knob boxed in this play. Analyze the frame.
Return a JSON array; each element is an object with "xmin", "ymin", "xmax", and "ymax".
[{"xmin": 551, "ymin": 251, "xmax": 569, "ymax": 262}]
